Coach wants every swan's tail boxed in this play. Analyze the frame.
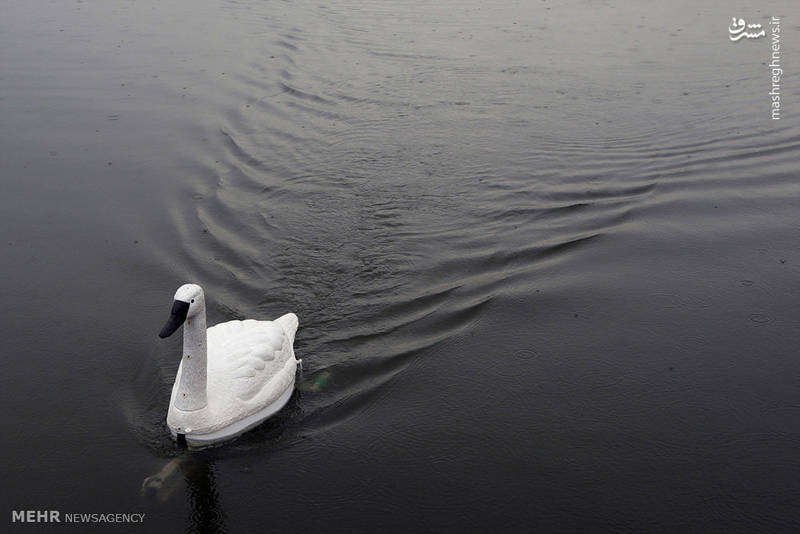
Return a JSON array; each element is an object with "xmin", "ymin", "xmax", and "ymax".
[{"xmin": 275, "ymin": 312, "xmax": 299, "ymax": 344}]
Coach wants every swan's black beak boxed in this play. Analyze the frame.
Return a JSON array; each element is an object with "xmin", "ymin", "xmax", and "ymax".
[{"xmin": 159, "ymin": 300, "xmax": 190, "ymax": 339}]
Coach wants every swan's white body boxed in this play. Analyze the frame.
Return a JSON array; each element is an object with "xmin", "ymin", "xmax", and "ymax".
[{"xmin": 160, "ymin": 284, "xmax": 299, "ymax": 448}]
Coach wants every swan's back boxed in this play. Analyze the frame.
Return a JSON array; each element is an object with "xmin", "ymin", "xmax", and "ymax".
[{"xmin": 207, "ymin": 319, "xmax": 293, "ymax": 403}]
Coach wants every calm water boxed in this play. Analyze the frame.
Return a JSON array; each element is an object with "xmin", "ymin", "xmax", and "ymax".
[{"xmin": 2, "ymin": 0, "xmax": 799, "ymax": 531}]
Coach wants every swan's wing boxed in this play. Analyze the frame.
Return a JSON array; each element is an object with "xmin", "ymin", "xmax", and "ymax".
[{"xmin": 207, "ymin": 319, "xmax": 292, "ymax": 402}]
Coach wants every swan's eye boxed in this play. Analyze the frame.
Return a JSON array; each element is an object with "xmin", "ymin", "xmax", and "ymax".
[{"xmin": 191, "ymin": 299, "xmax": 195, "ymax": 303}]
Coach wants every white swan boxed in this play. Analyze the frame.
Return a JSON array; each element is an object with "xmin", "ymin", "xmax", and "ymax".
[{"xmin": 158, "ymin": 283, "xmax": 300, "ymax": 448}]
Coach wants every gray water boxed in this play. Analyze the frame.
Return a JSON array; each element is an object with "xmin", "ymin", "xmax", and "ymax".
[{"xmin": 2, "ymin": 0, "xmax": 799, "ymax": 531}]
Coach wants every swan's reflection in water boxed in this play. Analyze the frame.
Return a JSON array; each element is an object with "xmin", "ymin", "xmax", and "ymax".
[
  {"xmin": 138, "ymin": 372, "xmax": 336, "ymax": 531},
  {"xmin": 142, "ymin": 453, "xmax": 227, "ymax": 533}
]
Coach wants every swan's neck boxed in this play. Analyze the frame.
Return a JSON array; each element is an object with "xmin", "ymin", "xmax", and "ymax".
[{"xmin": 175, "ymin": 306, "xmax": 208, "ymax": 411}]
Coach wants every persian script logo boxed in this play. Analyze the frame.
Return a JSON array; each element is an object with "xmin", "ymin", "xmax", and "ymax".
[{"xmin": 729, "ymin": 17, "xmax": 765, "ymax": 41}]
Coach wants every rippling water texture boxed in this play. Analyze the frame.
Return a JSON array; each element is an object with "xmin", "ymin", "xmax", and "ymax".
[{"xmin": 2, "ymin": 0, "xmax": 799, "ymax": 531}]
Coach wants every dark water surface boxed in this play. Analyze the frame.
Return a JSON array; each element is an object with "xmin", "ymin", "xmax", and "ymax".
[{"xmin": 2, "ymin": 0, "xmax": 799, "ymax": 531}]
